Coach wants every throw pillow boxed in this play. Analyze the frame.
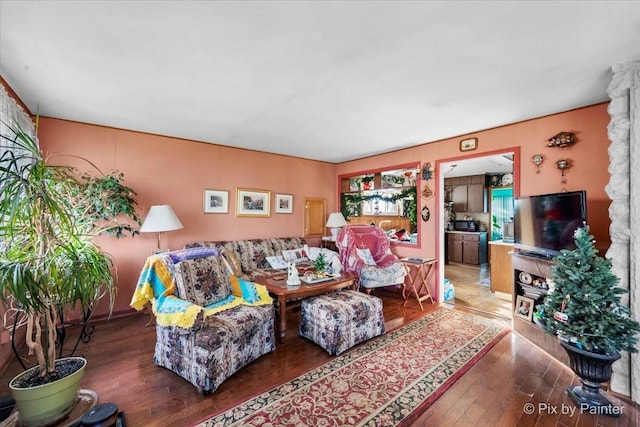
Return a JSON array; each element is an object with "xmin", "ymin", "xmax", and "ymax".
[
  {"xmin": 266, "ymin": 255, "xmax": 288, "ymax": 269},
  {"xmin": 221, "ymin": 249, "xmax": 243, "ymax": 276},
  {"xmin": 306, "ymin": 247, "xmax": 338, "ymax": 261},
  {"xmin": 174, "ymin": 256, "xmax": 231, "ymax": 306},
  {"xmin": 229, "ymin": 275, "xmax": 260, "ymax": 303},
  {"xmin": 356, "ymin": 248, "xmax": 377, "ymax": 266},
  {"xmin": 281, "ymin": 248, "xmax": 309, "ymax": 263}
]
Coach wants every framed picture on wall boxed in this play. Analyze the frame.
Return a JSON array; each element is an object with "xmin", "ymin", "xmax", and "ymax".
[
  {"xmin": 236, "ymin": 188, "xmax": 271, "ymax": 217},
  {"xmin": 460, "ymin": 137, "xmax": 478, "ymax": 152},
  {"xmin": 275, "ymin": 193, "xmax": 293, "ymax": 214},
  {"xmin": 514, "ymin": 295, "xmax": 534, "ymax": 321},
  {"xmin": 203, "ymin": 189, "xmax": 229, "ymax": 214}
]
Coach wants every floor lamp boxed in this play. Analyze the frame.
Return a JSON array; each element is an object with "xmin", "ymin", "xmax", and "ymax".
[{"xmin": 140, "ymin": 205, "xmax": 184, "ymax": 253}]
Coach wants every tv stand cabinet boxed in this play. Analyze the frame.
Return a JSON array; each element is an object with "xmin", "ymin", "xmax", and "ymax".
[{"xmin": 511, "ymin": 252, "xmax": 569, "ymax": 366}]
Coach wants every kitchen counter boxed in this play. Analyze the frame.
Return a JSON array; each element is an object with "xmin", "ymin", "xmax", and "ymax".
[
  {"xmin": 488, "ymin": 239, "xmax": 515, "ymax": 246},
  {"xmin": 489, "ymin": 240, "xmax": 514, "ymax": 296}
]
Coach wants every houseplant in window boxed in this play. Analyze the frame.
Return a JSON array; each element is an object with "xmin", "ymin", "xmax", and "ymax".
[
  {"xmin": 542, "ymin": 225, "xmax": 639, "ymax": 415},
  {"xmin": 0, "ymin": 122, "xmax": 140, "ymax": 426},
  {"xmin": 361, "ymin": 174, "xmax": 374, "ymax": 190}
]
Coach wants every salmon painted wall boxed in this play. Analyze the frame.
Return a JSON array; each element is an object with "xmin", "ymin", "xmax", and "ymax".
[
  {"xmin": 0, "ymin": 101, "xmax": 612, "ymax": 373},
  {"xmin": 36, "ymin": 118, "xmax": 337, "ymax": 318},
  {"xmin": 337, "ymin": 103, "xmax": 612, "ymax": 301}
]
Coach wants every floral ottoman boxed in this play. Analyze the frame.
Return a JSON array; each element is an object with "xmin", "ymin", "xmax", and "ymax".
[{"xmin": 299, "ymin": 290, "xmax": 385, "ymax": 355}]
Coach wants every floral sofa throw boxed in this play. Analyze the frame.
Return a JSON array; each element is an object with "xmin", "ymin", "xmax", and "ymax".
[
  {"xmin": 130, "ymin": 248, "xmax": 275, "ymax": 393},
  {"xmin": 185, "ymin": 236, "xmax": 308, "ymax": 280},
  {"xmin": 336, "ymin": 225, "xmax": 406, "ymax": 291}
]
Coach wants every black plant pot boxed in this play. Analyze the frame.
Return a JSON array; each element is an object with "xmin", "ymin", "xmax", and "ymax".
[{"xmin": 560, "ymin": 341, "xmax": 621, "ymax": 417}]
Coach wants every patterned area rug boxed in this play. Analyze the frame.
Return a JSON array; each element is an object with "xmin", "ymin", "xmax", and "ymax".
[{"xmin": 194, "ymin": 308, "xmax": 508, "ymax": 427}]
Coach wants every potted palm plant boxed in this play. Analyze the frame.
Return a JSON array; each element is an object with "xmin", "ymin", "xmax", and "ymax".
[
  {"xmin": 541, "ymin": 225, "xmax": 640, "ymax": 415},
  {"xmin": 0, "ymin": 122, "xmax": 140, "ymax": 426}
]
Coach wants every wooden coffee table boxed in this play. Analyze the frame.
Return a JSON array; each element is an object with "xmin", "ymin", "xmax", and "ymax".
[{"xmin": 255, "ymin": 272, "xmax": 357, "ymax": 343}]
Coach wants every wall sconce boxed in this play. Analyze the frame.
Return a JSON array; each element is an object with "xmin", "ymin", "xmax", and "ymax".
[
  {"xmin": 421, "ymin": 162, "xmax": 434, "ymax": 180},
  {"xmin": 532, "ymin": 154, "xmax": 544, "ymax": 173},
  {"xmin": 548, "ymin": 132, "xmax": 575, "ymax": 148},
  {"xmin": 556, "ymin": 159, "xmax": 571, "ymax": 183}
]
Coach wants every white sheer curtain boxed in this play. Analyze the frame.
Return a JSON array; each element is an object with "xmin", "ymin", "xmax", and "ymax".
[{"xmin": 0, "ymin": 83, "xmax": 37, "ymax": 168}]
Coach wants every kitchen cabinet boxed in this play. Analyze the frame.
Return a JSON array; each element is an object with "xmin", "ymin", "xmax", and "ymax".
[
  {"xmin": 446, "ymin": 232, "xmax": 487, "ymax": 265},
  {"xmin": 467, "ymin": 183, "xmax": 485, "ymax": 212},
  {"xmin": 444, "ymin": 175, "xmax": 486, "ymax": 213},
  {"xmin": 447, "ymin": 233, "xmax": 463, "ymax": 263},
  {"xmin": 451, "ymin": 185, "xmax": 467, "ymax": 212},
  {"xmin": 463, "ymin": 235, "xmax": 480, "ymax": 264}
]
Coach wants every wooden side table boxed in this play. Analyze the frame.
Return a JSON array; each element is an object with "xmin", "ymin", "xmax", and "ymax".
[
  {"xmin": 321, "ymin": 236, "xmax": 338, "ymax": 251},
  {"xmin": 400, "ymin": 258, "xmax": 438, "ymax": 310}
]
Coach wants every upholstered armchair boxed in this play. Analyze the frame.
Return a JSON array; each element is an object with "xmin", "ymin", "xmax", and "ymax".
[{"xmin": 336, "ymin": 224, "xmax": 406, "ymax": 293}]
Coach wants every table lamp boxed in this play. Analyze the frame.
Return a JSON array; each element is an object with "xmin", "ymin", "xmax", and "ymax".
[
  {"xmin": 326, "ymin": 212, "xmax": 347, "ymax": 242},
  {"xmin": 140, "ymin": 205, "xmax": 184, "ymax": 252}
]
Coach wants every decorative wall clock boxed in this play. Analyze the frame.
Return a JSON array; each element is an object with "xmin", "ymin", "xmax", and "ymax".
[
  {"xmin": 532, "ymin": 154, "xmax": 544, "ymax": 173},
  {"xmin": 501, "ymin": 173, "xmax": 514, "ymax": 186}
]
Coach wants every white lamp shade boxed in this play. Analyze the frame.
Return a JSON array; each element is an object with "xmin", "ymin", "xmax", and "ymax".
[
  {"xmin": 326, "ymin": 212, "xmax": 347, "ymax": 228},
  {"xmin": 140, "ymin": 205, "xmax": 184, "ymax": 233},
  {"xmin": 326, "ymin": 212, "xmax": 347, "ymax": 242}
]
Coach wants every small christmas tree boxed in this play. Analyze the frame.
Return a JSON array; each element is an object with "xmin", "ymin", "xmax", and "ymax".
[
  {"xmin": 543, "ymin": 225, "xmax": 639, "ymax": 355},
  {"xmin": 313, "ymin": 252, "xmax": 329, "ymax": 274}
]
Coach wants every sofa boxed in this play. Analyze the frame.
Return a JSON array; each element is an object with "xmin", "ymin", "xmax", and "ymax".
[
  {"xmin": 130, "ymin": 247, "xmax": 276, "ymax": 394},
  {"xmin": 185, "ymin": 236, "xmax": 310, "ymax": 279}
]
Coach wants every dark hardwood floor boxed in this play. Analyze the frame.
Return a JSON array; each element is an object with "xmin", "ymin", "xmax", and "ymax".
[{"xmin": 1, "ymin": 296, "xmax": 637, "ymax": 427}]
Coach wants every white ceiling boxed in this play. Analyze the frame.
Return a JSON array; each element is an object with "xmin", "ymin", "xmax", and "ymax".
[
  {"xmin": 1, "ymin": 1, "xmax": 639, "ymax": 163},
  {"xmin": 442, "ymin": 154, "xmax": 514, "ymax": 178}
]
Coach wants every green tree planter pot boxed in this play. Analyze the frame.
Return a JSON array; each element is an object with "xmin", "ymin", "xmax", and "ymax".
[{"xmin": 9, "ymin": 357, "xmax": 87, "ymax": 427}]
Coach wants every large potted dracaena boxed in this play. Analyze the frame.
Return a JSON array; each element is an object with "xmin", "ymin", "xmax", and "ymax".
[
  {"xmin": 541, "ymin": 225, "xmax": 640, "ymax": 416},
  {"xmin": 0, "ymin": 122, "xmax": 140, "ymax": 426}
]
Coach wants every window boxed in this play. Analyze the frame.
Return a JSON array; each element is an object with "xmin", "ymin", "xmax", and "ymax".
[
  {"xmin": 1, "ymin": 84, "xmax": 38, "ymax": 168},
  {"xmin": 339, "ymin": 163, "xmax": 419, "ymax": 245},
  {"xmin": 490, "ymin": 187, "xmax": 514, "ymax": 240}
]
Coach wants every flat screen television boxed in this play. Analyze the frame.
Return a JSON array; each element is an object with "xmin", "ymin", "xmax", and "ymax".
[{"xmin": 513, "ymin": 190, "xmax": 587, "ymax": 259}]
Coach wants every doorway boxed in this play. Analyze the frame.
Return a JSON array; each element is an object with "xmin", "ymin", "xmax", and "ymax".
[
  {"xmin": 489, "ymin": 187, "xmax": 514, "ymax": 240},
  {"xmin": 439, "ymin": 151, "xmax": 516, "ymax": 320}
]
